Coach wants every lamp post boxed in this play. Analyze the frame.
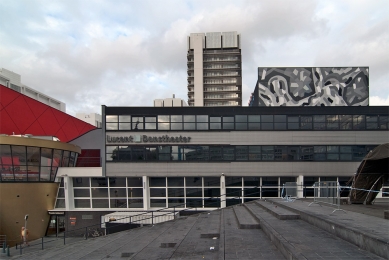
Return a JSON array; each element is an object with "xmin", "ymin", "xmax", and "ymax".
[{"xmin": 24, "ymin": 214, "xmax": 29, "ymax": 230}]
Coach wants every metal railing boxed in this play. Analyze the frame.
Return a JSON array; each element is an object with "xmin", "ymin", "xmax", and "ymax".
[
  {"xmin": 308, "ymin": 181, "xmax": 346, "ymax": 214},
  {"xmin": 15, "ymin": 187, "xmax": 265, "ymax": 255}
]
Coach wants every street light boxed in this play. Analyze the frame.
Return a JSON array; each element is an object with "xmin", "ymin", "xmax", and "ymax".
[{"xmin": 24, "ymin": 214, "xmax": 29, "ymax": 230}]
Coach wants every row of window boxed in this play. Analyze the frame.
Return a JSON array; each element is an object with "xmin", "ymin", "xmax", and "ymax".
[
  {"xmin": 0, "ymin": 144, "xmax": 78, "ymax": 182},
  {"xmin": 106, "ymin": 145, "xmax": 376, "ymax": 162},
  {"xmin": 55, "ymin": 176, "xmax": 351, "ymax": 209},
  {"xmin": 105, "ymin": 114, "xmax": 388, "ymax": 131}
]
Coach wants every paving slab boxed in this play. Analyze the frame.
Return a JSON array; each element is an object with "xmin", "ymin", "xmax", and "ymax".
[
  {"xmin": 222, "ymin": 207, "xmax": 284, "ymax": 260},
  {"xmin": 255, "ymin": 200, "xmax": 300, "ymax": 220},
  {"xmin": 244, "ymin": 202, "xmax": 384, "ymax": 260},
  {"xmin": 232, "ymin": 204, "xmax": 260, "ymax": 229},
  {"xmin": 269, "ymin": 198, "xmax": 389, "ymax": 259}
]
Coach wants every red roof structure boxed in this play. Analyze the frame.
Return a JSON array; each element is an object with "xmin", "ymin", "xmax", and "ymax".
[{"xmin": 0, "ymin": 85, "xmax": 96, "ymax": 142}]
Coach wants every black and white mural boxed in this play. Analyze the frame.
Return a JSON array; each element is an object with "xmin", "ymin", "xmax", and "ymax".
[{"xmin": 255, "ymin": 67, "xmax": 369, "ymax": 106}]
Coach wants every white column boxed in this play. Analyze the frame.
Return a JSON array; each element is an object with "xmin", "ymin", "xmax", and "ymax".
[
  {"xmin": 297, "ymin": 175, "xmax": 304, "ymax": 198},
  {"xmin": 142, "ymin": 176, "xmax": 149, "ymax": 210},
  {"xmin": 220, "ymin": 174, "xmax": 226, "ymax": 208},
  {"xmin": 64, "ymin": 176, "xmax": 73, "ymax": 211}
]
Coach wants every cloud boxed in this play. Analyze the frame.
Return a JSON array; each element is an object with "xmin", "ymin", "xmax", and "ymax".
[
  {"xmin": 370, "ymin": 95, "xmax": 389, "ymax": 106},
  {"xmin": 0, "ymin": 0, "xmax": 387, "ymax": 115}
]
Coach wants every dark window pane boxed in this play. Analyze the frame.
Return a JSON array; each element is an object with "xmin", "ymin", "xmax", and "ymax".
[
  {"xmin": 186, "ymin": 188, "xmax": 202, "ymax": 197},
  {"xmin": 75, "ymin": 199, "xmax": 90, "ymax": 208},
  {"xmin": 127, "ymin": 177, "xmax": 142, "ymax": 187},
  {"xmin": 92, "ymin": 188, "xmax": 108, "ymax": 197},
  {"xmin": 128, "ymin": 199, "xmax": 143, "ymax": 208},
  {"xmin": 109, "ymin": 177, "xmax": 126, "ymax": 187},
  {"xmin": 244, "ymin": 177, "xmax": 260, "ymax": 187},
  {"xmin": 92, "ymin": 199, "xmax": 109, "ymax": 208},
  {"xmin": 168, "ymin": 177, "xmax": 184, "ymax": 187},
  {"xmin": 226, "ymin": 177, "xmax": 242, "ymax": 187},
  {"xmin": 73, "ymin": 177, "xmax": 90, "ymax": 187},
  {"xmin": 74, "ymin": 189, "xmax": 90, "ymax": 197},
  {"xmin": 109, "ymin": 188, "xmax": 126, "ymax": 197},
  {"xmin": 204, "ymin": 177, "xmax": 220, "ymax": 186},
  {"xmin": 128, "ymin": 188, "xmax": 143, "ymax": 197},
  {"xmin": 168, "ymin": 199, "xmax": 185, "ymax": 207},
  {"xmin": 262, "ymin": 177, "xmax": 278, "ymax": 186},
  {"xmin": 236, "ymin": 146, "xmax": 248, "ymax": 160},
  {"xmin": 245, "ymin": 188, "xmax": 261, "ymax": 197},
  {"xmin": 300, "ymin": 116, "xmax": 312, "ymax": 129},
  {"xmin": 91, "ymin": 177, "xmax": 109, "ymax": 187},
  {"xmin": 168, "ymin": 188, "xmax": 185, "ymax": 197},
  {"xmin": 150, "ymin": 177, "xmax": 166, "ymax": 187},
  {"xmin": 150, "ymin": 188, "xmax": 166, "ymax": 197},
  {"xmin": 110, "ymin": 199, "xmax": 127, "ymax": 208},
  {"xmin": 340, "ymin": 115, "xmax": 352, "ymax": 130},
  {"xmin": 204, "ymin": 188, "xmax": 220, "ymax": 197},
  {"xmin": 150, "ymin": 199, "xmax": 166, "ymax": 208},
  {"xmin": 185, "ymin": 177, "xmax": 202, "ymax": 187}
]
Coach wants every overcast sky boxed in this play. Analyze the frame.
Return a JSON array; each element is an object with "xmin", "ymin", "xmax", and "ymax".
[{"xmin": 1, "ymin": 0, "xmax": 388, "ymax": 116}]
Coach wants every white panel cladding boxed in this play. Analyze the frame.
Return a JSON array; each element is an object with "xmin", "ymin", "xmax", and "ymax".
[
  {"xmin": 189, "ymin": 33, "xmax": 205, "ymax": 50},
  {"xmin": 105, "ymin": 131, "xmax": 389, "ymax": 146},
  {"xmin": 205, "ymin": 32, "xmax": 221, "ymax": 49},
  {"xmin": 191, "ymin": 34, "xmax": 205, "ymax": 106},
  {"xmin": 222, "ymin": 31, "xmax": 238, "ymax": 48},
  {"xmin": 106, "ymin": 161, "xmax": 360, "ymax": 177}
]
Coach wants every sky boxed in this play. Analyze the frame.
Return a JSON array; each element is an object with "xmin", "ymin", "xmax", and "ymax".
[{"xmin": 1, "ymin": 0, "xmax": 388, "ymax": 116}]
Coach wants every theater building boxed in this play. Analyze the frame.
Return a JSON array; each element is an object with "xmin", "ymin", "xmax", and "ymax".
[{"xmin": 52, "ymin": 105, "xmax": 388, "ymax": 230}]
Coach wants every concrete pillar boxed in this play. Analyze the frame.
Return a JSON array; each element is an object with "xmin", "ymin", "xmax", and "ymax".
[
  {"xmin": 142, "ymin": 176, "xmax": 149, "ymax": 210},
  {"xmin": 220, "ymin": 174, "xmax": 226, "ymax": 208},
  {"xmin": 64, "ymin": 176, "xmax": 73, "ymax": 210},
  {"xmin": 297, "ymin": 175, "xmax": 304, "ymax": 198}
]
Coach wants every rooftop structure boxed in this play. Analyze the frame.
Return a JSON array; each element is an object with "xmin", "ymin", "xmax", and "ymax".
[{"xmin": 0, "ymin": 68, "xmax": 66, "ymax": 112}]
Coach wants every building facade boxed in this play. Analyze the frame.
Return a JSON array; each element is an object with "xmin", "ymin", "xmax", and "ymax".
[
  {"xmin": 187, "ymin": 32, "xmax": 242, "ymax": 106},
  {"xmin": 250, "ymin": 67, "xmax": 369, "ymax": 106},
  {"xmin": 48, "ymin": 105, "xmax": 388, "ymax": 227},
  {"xmin": 0, "ymin": 68, "xmax": 66, "ymax": 112}
]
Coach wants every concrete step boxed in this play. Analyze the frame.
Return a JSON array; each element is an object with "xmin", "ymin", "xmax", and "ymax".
[
  {"xmin": 232, "ymin": 204, "xmax": 260, "ymax": 229},
  {"xmin": 255, "ymin": 200, "xmax": 300, "ymax": 220},
  {"xmin": 268, "ymin": 198, "xmax": 389, "ymax": 259},
  {"xmin": 244, "ymin": 202, "xmax": 384, "ymax": 260}
]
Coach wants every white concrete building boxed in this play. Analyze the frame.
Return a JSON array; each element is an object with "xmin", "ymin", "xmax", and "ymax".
[
  {"xmin": 76, "ymin": 113, "xmax": 102, "ymax": 128},
  {"xmin": 154, "ymin": 95, "xmax": 188, "ymax": 107},
  {"xmin": 187, "ymin": 32, "xmax": 242, "ymax": 106},
  {"xmin": 0, "ymin": 68, "xmax": 66, "ymax": 112}
]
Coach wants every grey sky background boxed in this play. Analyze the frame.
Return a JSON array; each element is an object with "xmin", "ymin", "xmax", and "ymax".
[{"xmin": 1, "ymin": 0, "xmax": 388, "ymax": 116}]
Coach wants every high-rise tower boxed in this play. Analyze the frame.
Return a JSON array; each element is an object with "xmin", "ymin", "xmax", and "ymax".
[{"xmin": 187, "ymin": 32, "xmax": 242, "ymax": 106}]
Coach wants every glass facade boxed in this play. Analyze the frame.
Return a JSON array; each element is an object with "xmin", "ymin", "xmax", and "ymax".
[
  {"xmin": 106, "ymin": 145, "xmax": 377, "ymax": 162},
  {"xmin": 0, "ymin": 144, "xmax": 78, "ymax": 182},
  {"xmin": 105, "ymin": 114, "xmax": 388, "ymax": 131}
]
